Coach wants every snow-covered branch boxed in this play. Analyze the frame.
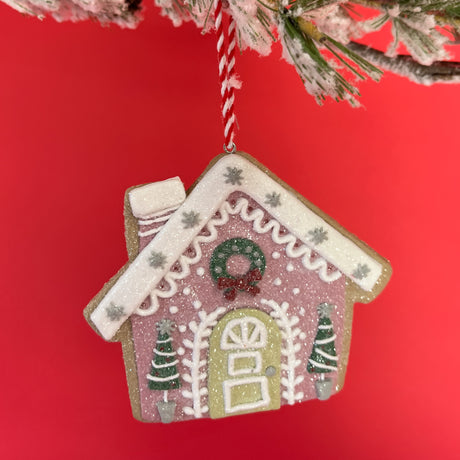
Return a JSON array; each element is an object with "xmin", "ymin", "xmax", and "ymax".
[
  {"xmin": 4, "ymin": 0, "xmax": 460, "ymax": 103},
  {"xmin": 347, "ymin": 41, "xmax": 460, "ymax": 84},
  {"xmin": 2, "ymin": 0, "xmax": 141, "ymax": 27}
]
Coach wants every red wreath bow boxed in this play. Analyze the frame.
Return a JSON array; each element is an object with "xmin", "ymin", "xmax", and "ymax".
[{"xmin": 217, "ymin": 268, "xmax": 262, "ymax": 301}]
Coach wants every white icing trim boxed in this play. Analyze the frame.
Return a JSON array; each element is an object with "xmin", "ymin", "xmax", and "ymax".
[
  {"xmin": 223, "ymin": 376, "xmax": 270, "ymax": 414},
  {"xmin": 136, "ymin": 296, "xmax": 160, "ymax": 317},
  {"xmin": 154, "ymin": 350, "xmax": 176, "ymax": 357},
  {"xmin": 181, "ymin": 307, "xmax": 226, "ymax": 418},
  {"xmin": 231, "ymin": 199, "xmax": 342, "ymax": 283},
  {"xmin": 151, "ymin": 359, "xmax": 179, "ymax": 368},
  {"xmin": 318, "ymin": 324, "xmax": 333, "ymax": 330},
  {"xmin": 315, "ymin": 334, "xmax": 337, "ymax": 345},
  {"xmin": 91, "ymin": 154, "xmax": 384, "ymax": 340},
  {"xmin": 308, "ymin": 359, "xmax": 338, "ymax": 372},
  {"xmin": 221, "ymin": 316, "xmax": 267, "ymax": 350},
  {"xmin": 145, "ymin": 204, "xmax": 181, "ymax": 220},
  {"xmin": 156, "ymin": 337, "xmax": 172, "ymax": 343},
  {"xmin": 262, "ymin": 299, "xmax": 304, "ymax": 404},
  {"xmin": 147, "ymin": 373, "xmax": 180, "ymax": 382},
  {"xmin": 139, "ymin": 213, "xmax": 175, "ymax": 226},
  {"xmin": 137, "ymin": 197, "xmax": 341, "ymax": 317},
  {"xmin": 314, "ymin": 349, "xmax": 338, "ymax": 361},
  {"xmin": 138, "ymin": 226, "xmax": 162, "ymax": 237},
  {"xmin": 228, "ymin": 351, "xmax": 262, "ymax": 376}
]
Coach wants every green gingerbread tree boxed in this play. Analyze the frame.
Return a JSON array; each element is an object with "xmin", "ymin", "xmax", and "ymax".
[
  {"xmin": 307, "ymin": 303, "xmax": 338, "ymax": 400},
  {"xmin": 147, "ymin": 319, "xmax": 181, "ymax": 395}
]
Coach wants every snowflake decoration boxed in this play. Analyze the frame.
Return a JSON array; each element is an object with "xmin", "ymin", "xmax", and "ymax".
[
  {"xmin": 265, "ymin": 192, "xmax": 281, "ymax": 208},
  {"xmin": 308, "ymin": 227, "xmax": 328, "ymax": 245},
  {"xmin": 156, "ymin": 318, "xmax": 176, "ymax": 335},
  {"xmin": 353, "ymin": 264, "xmax": 371, "ymax": 280},
  {"xmin": 148, "ymin": 251, "xmax": 167, "ymax": 269},
  {"xmin": 182, "ymin": 210, "xmax": 201, "ymax": 229},
  {"xmin": 105, "ymin": 302, "xmax": 125, "ymax": 322},
  {"xmin": 317, "ymin": 302, "xmax": 335, "ymax": 318},
  {"xmin": 224, "ymin": 166, "xmax": 244, "ymax": 185}
]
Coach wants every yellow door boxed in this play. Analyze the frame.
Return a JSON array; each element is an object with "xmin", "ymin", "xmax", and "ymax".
[{"xmin": 208, "ymin": 308, "xmax": 281, "ymax": 419}]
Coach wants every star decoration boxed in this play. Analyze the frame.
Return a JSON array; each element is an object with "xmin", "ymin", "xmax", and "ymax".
[
  {"xmin": 182, "ymin": 210, "xmax": 201, "ymax": 229},
  {"xmin": 353, "ymin": 264, "xmax": 371, "ymax": 280},
  {"xmin": 105, "ymin": 302, "xmax": 125, "ymax": 322},
  {"xmin": 308, "ymin": 227, "xmax": 328, "ymax": 245},
  {"xmin": 223, "ymin": 166, "xmax": 244, "ymax": 185},
  {"xmin": 148, "ymin": 251, "xmax": 167, "ymax": 269},
  {"xmin": 265, "ymin": 192, "xmax": 281, "ymax": 208},
  {"xmin": 317, "ymin": 302, "xmax": 335, "ymax": 318},
  {"xmin": 156, "ymin": 318, "xmax": 176, "ymax": 335}
]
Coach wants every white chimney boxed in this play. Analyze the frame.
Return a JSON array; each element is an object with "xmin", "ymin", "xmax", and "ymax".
[
  {"xmin": 129, "ymin": 177, "xmax": 186, "ymax": 219},
  {"xmin": 129, "ymin": 177, "xmax": 186, "ymax": 247}
]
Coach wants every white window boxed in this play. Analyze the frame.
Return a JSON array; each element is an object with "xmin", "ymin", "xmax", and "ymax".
[
  {"xmin": 223, "ymin": 377, "xmax": 270, "ymax": 414},
  {"xmin": 220, "ymin": 316, "xmax": 267, "ymax": 350},
  {"xmin": 228, "ymin": 351, "xmax": 262, "ymax": 376}
]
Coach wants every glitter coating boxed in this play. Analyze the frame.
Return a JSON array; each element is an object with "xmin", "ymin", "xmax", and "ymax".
[
  {"xmin": 85, "ymin": 152, "xmax": 392, "ymax": 423},
  {"xmin": 130, "ymin": 192, "xmax": 346, "ymax": 422}
]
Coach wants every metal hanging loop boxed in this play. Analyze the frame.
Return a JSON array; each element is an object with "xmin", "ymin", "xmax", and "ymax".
[{"xmin": 223, "ymin": 142, "xmax": 236, "ymax": 154}]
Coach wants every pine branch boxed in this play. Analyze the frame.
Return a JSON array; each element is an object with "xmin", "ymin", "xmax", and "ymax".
[
  {"xmin": 352, "ymin": 0, "xmax": 460, "ymax": 30},
  {"xmin": 347, "ymin": 41, "xmax": 460, "ymax": 84},
  {"xmin": 353, "ymin": 0, "xmax": 460, "ymax": 15},
  {"xmin": 280, "ymin": 15, "xmax": 382, "ymax": 105},
  {"xmin": 290, "ymin": 0, "xmax": 338, "ymax": 15},
  {"xmin": 4, "ymin": 0, "xmax": 460, "ymax": 104}
]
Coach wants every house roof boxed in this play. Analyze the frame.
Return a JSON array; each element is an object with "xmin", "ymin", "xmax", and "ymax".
[{"xmin": 90, "ymin": 152, "xmax": 390, "ymax": 340}]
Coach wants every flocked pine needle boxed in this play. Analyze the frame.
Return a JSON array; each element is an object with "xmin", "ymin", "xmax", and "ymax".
[{"xmin": 4, "ymin": 0, "xmax": 460, "ymax": 104}]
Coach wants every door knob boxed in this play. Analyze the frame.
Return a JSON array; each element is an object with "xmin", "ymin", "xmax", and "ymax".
[{"xmin": 265, "ymin": 366, "xmax": 276, "ymax": 377}]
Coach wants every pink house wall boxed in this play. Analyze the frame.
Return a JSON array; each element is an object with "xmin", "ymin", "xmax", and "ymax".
[{"xmin": 130, "ymin": 192, "xmax": 346, "ymax": 422}]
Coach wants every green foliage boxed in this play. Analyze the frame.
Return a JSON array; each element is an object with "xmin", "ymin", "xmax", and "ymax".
[
  {"xmin": 307, "ymin": 316, "xmax": 338, "ymax": 374},
  {"xmin": 178, "ymin": 0, "xmax": 460, "ymax": 103},
  {"xmin": 269, "ymin": 0, "xmax": 459, "ymax": 102},
  {"xmin": 291, "ymin": 0, "xmax": 338, "ymax": 14},
  {"xmin": 281, "ymin": 12, "xmax": 381, "ymax": 105},
  {"xmin": 383, "ymin": 0, "xmax": 460, "ymax": 18},
  {"xmin": 148, "ymin": 329, "xmax": 181, "ymax": 391},
  {"xmin": 210, "ymin": 238, "xmax": 266, "ymax": 282}
]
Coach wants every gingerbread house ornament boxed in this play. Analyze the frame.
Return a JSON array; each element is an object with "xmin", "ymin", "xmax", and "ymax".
[{"xmin": 84, "ymin": 152, "xmax": 391, "ymax": 423}]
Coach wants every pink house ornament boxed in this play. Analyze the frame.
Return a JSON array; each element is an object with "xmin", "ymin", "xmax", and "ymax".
[{"xmin": 84, "ymin": 152, "xmax": 391, "ymax": 423}]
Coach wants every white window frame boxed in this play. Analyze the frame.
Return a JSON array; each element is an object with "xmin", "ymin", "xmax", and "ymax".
[
  {"xmin": 228, "ymin": 351, "xmax": 262, "ymax": 376},
  {"xmin": 223, "ymin": 376, "xmax": 270, "ymax": 414},
  {"xmin": 220, "ymin": 317, "xmax": 267, "ymax": 350}
]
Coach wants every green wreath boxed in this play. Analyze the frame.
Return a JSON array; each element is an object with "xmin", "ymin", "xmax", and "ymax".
[{"xmin": 210, "ymin": 238, "xmax": 266, "ymax": 301}]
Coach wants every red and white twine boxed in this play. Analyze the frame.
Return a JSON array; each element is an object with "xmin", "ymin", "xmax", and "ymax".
[{"xmin": 215, "ymin": 0, "xmax": 237, "ymax": 153}]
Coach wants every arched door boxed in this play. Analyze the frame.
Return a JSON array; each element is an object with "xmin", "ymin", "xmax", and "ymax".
[{"xmin": 208, "ymin": 308, "xmax": 281, "ymax": 419}]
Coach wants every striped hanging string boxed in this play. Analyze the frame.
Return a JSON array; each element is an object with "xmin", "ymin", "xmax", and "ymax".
[{"xmin": 215, "ymin": 0, "xmax": 237, "ymax": 153}]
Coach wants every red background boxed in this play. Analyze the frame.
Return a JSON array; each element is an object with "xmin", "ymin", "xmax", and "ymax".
[{"xmin": 1, "ymin": 5, "xmax": 459, "ymax": 460}]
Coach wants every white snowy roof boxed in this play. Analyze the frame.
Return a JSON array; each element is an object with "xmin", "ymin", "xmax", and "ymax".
[{"xmin": 90, "ymin": 153, "xmax": 388, "ymax": 340}]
